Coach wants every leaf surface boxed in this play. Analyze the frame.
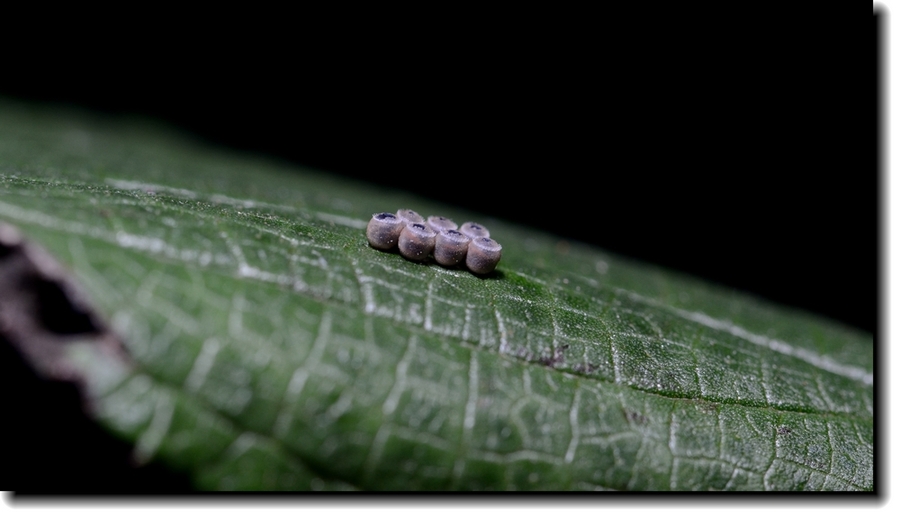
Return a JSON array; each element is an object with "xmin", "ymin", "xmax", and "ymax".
[{"xmin": 0, "ymin": 100, "xmax": 873, "ymax": 490}]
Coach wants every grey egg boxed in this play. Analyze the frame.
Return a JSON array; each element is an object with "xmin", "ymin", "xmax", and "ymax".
[
  {"xmin": 426, "ymin": 215, "xmax": 458, "ymax": 234},
  {"xmin": 398, "ymin": 222, "xmax": 436, "ymax": 261},
  {"xmin": 397, "ymin": 209, "xmax": 425, "ymax": 224},
  {"xmin": 434, "ymin": 228, "xmax": 470, "ymax": 266},
  {"xmin": 366, "ymin": 212, "xmax": 404, "ymax": 250},
  {"xmin": 459, "ymin": 222, "xmax": 490, "ymax": 240},
  {"xmin": 466, "ymin": 236, "xmax": 502, "ymax": 274}
]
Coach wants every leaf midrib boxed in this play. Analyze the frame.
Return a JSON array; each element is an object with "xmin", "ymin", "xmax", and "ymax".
[{"xmin": 0, "ymin": 174, "xmax": 873, "ymax": 420}]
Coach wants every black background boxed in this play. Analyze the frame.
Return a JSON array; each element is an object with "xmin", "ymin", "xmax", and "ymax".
[
  {"xmin": 1, "ymin": 10, "xmax": 875, "ymax": 331},
  {"xmin": 0, "ymin": 5, "xmax": 879, "ymax": 495}
]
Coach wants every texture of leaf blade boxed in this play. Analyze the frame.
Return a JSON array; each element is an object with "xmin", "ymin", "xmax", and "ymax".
[{"xmin": 0, "ymin": 100, "xmax": 873, "ymax": 490}]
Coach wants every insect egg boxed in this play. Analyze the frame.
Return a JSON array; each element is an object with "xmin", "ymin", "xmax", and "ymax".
[
  {"xmin": 466, "ymin": 236, "xmax": 502, "ymax": 274},
  {"xmin": 366, "ymin": 212, "xmax": 404, "ymax": 250},
  {"xmin": 433, "ymin": 228, "xmax": 470, "ymax": 266},
  {"xmin": 426, "ymin": 215, "xmax": 458, "ymax": 233},
  {"xmin": 459, "ymin": 222, "xmax": 490, "ymax": 240},
  {"xmin": 396, "ymin": 209, "xmax": 425, "ymax": 224},
  {"xmin": 398, "ymin": 222, "xmax": 437, "ymax": 261}
]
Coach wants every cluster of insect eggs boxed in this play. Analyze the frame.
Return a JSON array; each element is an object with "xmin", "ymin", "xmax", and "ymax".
[{"xmin": 366, "ymin": 209, "xmax": 502, "ymax": 274}]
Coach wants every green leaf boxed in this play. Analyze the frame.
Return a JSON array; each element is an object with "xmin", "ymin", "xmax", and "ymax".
[{"xmin": 0, "ymin": 100, "xmax": 873, "ymax": 491}]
